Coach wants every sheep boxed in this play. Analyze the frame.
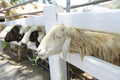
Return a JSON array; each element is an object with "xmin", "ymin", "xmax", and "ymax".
[
  {"xmin": 0, "ymin": 25, "xmax": 19, "ymax": 51},
  {"xmin": 3, "ymin": 25, "xmax": 31, "ymax": 42},
  {"xmin": 0, "ymin": 0, "xmax": 45, "ymax": 61},
  {"xmin": 0, "ymin": 0, "xmax": 24, "ymax": 54},
  {"xmin": 19, "ymin": 25, "xmax": 46, "ymax": 63},
  {"xmin": 0, "ymin": 24, "xmax": 30, "ymax": 47},
  {"xmin": 0, "ymin": 24, "xmax": 31, "ymax": 61},
  {"xmin": 4, "ymin": 25, "xmax": 22, "ymax": 42},
  {"xmin": 37, "ymin": 24, "xmax": 120, "ymax": 66},
  {"xmin": 0, "ymin": 25, "xmax": 14, "ymax": 39},
  {"xmin": 20, "ymin": 25, "xmax": 46, "ymax": 48},
  {"xmin": 0, "ymin": 0, "xmax": 24, "ymax": 21},
  {"xmin": 0, "ymin": 24, "xmax": 31, "ymax": 43}
]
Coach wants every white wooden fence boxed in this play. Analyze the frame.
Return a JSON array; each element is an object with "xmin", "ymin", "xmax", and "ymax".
[{"xmin": 0, "ymin": 5, "xmax": 120, "ymax": 80}]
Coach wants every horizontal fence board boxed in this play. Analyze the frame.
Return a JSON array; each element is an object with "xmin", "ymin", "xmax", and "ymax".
[
  {"xmin": 58, "ymin": 10, "xmax": 120, "ymax": 34},
  {"xmin": 60, "ymin": 53, "xmax": 120, "ymax": 80},
  {"xmin": 0, "ymin": 15, "xmax": 45, "ymax": 26}
]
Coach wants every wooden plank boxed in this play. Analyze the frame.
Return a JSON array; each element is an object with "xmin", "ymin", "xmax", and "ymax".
[
  {"xmin": 44, "ymin": 6, "xmax": 67, "ymax": 80},
  {"xmin": 58, "ymin": 10, "xmax": 120, "ymax": 33},
  {"xmin": 0, "ymin": 0, "xmax": 38, "ymax": 12},
  {"xmin": 1, "ymin": 15, "xmax": 45, "ymax": 26},
  {"xmin": 61, "ymin": 53, "xmax": 120, "ymax": 80}
]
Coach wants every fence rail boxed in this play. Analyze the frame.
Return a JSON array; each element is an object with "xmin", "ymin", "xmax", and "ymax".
[
  {"xmin": 0, "ymin": 11, "xmax": 43, "ymax": 19},
  {"xmin": 65, "ymin": 0, "xmax": 112, "ymax": 12},
  {"xmin": 0, "ymin": 0, "xmax": 45, "ymax": 19},
  {"xmin": 0, "ymin": 0, "xmax": 112, "ymax": 19},
  {"xmin": 0, "ymin": 0, "xmax": 38, "ymax": 13}
]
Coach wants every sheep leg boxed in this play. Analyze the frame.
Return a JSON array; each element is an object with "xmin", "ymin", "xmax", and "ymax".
[
  {"xmin": 60, "ymin": 37, "xmax": 71, "ymax": 60},
  {"xmin": 17, "ymin": 46, "xmax": 22, "ymax": 62},
  {"xmin": 11, "ymin": 44, "xmax": 17, "ymax": 52}
]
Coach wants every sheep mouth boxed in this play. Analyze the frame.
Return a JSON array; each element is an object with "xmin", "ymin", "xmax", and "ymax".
[
  {"xmin": 38, "ymin": 54, "xmax": 48, "ymax": 60},
  {"xmin": 36, "ymin": 50, "xmax": 48, "ymax": 60},
  {"xmin": 21, "ymin": 43, "xmax": 27, "ymax": 49}
]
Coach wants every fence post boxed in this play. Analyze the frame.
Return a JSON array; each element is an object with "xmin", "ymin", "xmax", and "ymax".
[{"xmin": 44, "ymin": 6, "xmax": 67, "ymax": 80}]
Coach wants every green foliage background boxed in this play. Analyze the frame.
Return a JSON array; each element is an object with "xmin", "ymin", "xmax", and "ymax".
[{"xmin": 10, "ymin": 0, "xmax": 25, "ymax": 5}]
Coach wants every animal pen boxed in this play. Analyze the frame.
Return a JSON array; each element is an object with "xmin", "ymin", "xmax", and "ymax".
[{"xmin": 0, "ymin": 0, "xmax": 120, "ymax": 80}]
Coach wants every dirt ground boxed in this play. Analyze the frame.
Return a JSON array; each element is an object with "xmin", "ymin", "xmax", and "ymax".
[
  {"xmin": 0, "ymin": 44, "xmax": 50, "ymax": 80},
  {"xmin": 0, "ymin": 41, "xmax": 97, "ymax": 80}
]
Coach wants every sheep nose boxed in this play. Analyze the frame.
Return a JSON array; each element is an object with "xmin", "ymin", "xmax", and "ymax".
[
  {"xmin": 37, "ymin": 49, "xmax": 45, "ymax": 57},
  {"xmin": 21, "ymin": 43, "xmax": 27, "ymax": 48},
  {"xmin": 36, "ymin": 49, "xmax": 41, "ymax": 53}
]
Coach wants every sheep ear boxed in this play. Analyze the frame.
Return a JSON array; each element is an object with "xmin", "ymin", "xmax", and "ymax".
[
  {"xmin": 37, "ymin": 25, "xmax": 45, "ymax": 32},
  {"xmin": 27, "ymin": 26, "xmax": 31, "ymax": 30},
  {"xmin": 60, "ymin": 37, "xmax": 71, "ymax": 59},
  {"xmin": 59, "ymin": 23, "xmax": 64, "ymax": 27},
  {"xmin": 14, "ymin": 25, "xmax": 22, "ymax": 29},
  {"xmin": 54, "ymin": 34, "xmax": 63, "ymax": 41}
]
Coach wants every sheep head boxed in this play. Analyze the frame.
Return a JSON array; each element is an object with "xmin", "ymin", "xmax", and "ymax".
[
  {"xmin": 4, "ymin": 24, "xmax": 23, "ymax": 42},
  {"xmin": 20, "ymin": 25, "xmax": 45, "ymax": 48},
  {"xmin": 37, "ymin": 24, "xmax": 71, "ymax": 59}
]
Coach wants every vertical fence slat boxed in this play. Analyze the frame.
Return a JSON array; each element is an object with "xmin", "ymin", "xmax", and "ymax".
[{"xmin": 44, "ymin": 5, "xmax": 67, "ymax": 80}]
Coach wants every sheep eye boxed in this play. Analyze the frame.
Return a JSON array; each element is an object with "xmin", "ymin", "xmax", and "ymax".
[
  {"xmin": 61, "ymin": 28, "xmax": 64, "ymax": 31},
  {"xmin": 56, "ymin": 35, "xmax": 62, "ymax": 39},
  {"xmin": 54, "ymin": 34, "xmax": 63, "ymax": 41},
  {"xmin": 19, "ymin": 36, "xmax": 21, "ymax": 39}
]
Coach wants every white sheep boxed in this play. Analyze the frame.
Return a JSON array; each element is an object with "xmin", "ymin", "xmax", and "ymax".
[
  {"xmin": 20, "ymin": 25, "xmax": 45, "ymax": 48},
  {"xmin": 37, "ymin": 24, "xmax": 120, "ymax": 66},
  {"xmin": 0, "ymin": 25, "xmax": 14, "ymax": 39},
  {"xmin": 0, "ymin": 24, "xmax": 31, "ymax": 61}
]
